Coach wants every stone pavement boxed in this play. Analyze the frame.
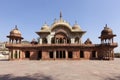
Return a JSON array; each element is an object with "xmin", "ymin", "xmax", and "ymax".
[{"xmin": 0, "ymin": 59, "xmax": 120, "ymax": 80}]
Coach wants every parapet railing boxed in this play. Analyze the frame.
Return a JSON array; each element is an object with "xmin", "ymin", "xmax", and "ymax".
[{"xmin": 5, "ymin": 42, "xmax": 118, "ymax": 48}]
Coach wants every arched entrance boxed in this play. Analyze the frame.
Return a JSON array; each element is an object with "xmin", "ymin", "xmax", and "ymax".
[{"xmin": 52, "ymin": 30, "xmax": 70, "ymax": 44}]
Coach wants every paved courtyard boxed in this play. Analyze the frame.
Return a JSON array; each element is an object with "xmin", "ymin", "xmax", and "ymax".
[{"xmin": 0, "ymin": 59, "xmax": 120, "ymax": 80}]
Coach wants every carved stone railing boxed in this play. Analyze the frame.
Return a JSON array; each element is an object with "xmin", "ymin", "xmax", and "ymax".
[
  {"xmin": 6, "ymin": 43, "xmax": 96, "ymax": 48},
  {"xmin": 5, "ymin": 42, "xmax": 118, "ymax": 48}
]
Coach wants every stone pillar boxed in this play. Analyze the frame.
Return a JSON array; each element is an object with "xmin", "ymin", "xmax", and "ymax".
[
  {"xmin": 47, "ymin": 38, "xmax": 51, "ymax": 44},
  {"xmin": 73, "ymin": 51, "xmax": 79, "ymax": 59},
  {"xmin": 71, "ymin": 38, "xmax": 75, "ymax": 44},
  {"xmin": 19, "ymin": 50, "xmax": 20, "ymax": 59},
  {"xmin": 79, "ymin": 38, "xmax": 81, "ymax": 44},
  {"xmin": 30, "ymin": 51, "xmax": 38, "ymax": 60},
  {"xmin": 21, "ymin": 51, "xmax": 25, "ymax": 59},
  {"xmin": 56, "ymin": 39, "xmax": 58, "ymax": 44},
  {"xmin": 42, "ymin": 51, "xmax": 49, "ymax": 60},
  {"xmin": 19, "ymin": 39, "xmax": 21, "ymax": 44},
  {"xmin": 96, "ymin": 52, "xmax": 98, "ymax": 58},
  {"xmin": 84, "ymin": 51, "xmax": 90, "ymax": 59},
  {"xmin": 54, "ymin": 51, "xmax": 56, "ymax": 59},
  {"xmin": 17, "ymin": 50, "xmax": 19, "ymax": 59},
  {"xmin": 112, "ymin": 38, "xmax": 114, "ymax": 43},
  {"xmin": 9, "ymin": 50, "xmax": 12, "ymax": 60},
  {"xmin": 12, "ymin": 50, "xmax": 15, "ymax": 59},
  {"xmin": 109, "ymin": 52, "xmax": 111, "ymax": 60},
  {"xmin": 9, "ymin": 39, "xmax": 11, "ymax": 43},
  {"xmin": 65, "ymin": 50, "xmax": 68, "ymax": 59},
  {"xmin": 16, "ymin": 39, "xmax": 17, "ymax": 44},
  {"xmin": 39, "ymin": 38, "xmax": 42, "ymax": 44},
  {"xmin": 12, "ymin": 39, "xmax": 14, "ymax": 44}
]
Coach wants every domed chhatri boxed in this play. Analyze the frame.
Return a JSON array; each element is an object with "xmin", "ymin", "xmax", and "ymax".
[
  {"xmin": 101, "ymin": 24, "xmax": 113, "ymax": 36},
  {"xmin": 99, "ymin": 24, "xmax": 116, "ymax": 44},
  {"xmin": 99, "ymin": 24, "xmax": 116, "ymax": 38},
  {"xmin": 10, "ymin": 25, "xmax": 21, "ymax": 37},
  {"xmin": 72, "ymin": 22, "xmax": 81, "ymax": 30},
  {"xmin": 7, "ymin": 25, "xmax": 23, "ymax": 44},
  {"xmin": 41, "ymin": 23, "xmax": 49, "ymax": 30}
]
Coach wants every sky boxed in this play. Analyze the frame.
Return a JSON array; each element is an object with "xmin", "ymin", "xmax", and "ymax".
[{"xmin": 0, "ymin": 0, "xmax": 119, "ymax": 52}]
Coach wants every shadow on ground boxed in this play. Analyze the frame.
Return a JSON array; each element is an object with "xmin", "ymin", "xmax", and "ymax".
[
  {"xmin": 104, "ymin": 76, "xmax": 120, "ymax": 80},
  {"xmin": 0, "ymin": 73, "xmax": 53, "ymax": 80}
]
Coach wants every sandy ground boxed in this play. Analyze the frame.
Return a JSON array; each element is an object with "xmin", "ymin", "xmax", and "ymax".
[{"xmin": 0, "ymin": 59, "xmax": 120, "ymax": 80}]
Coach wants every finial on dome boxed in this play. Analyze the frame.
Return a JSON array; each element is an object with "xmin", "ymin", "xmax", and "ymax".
[
  {"xmin": 105, "ymin": 24, "xmax": 107, "ymax": 27},
  {"xmin": 43, "ymin": 22, "xmax": 48, "ymax": 26},
  {"xmin": 15, "ymin": 25, "xmax": 18, "ymax": 30},
  {"xmin": 44, "ymin": 22, "xmax": 47, "ymax": 24},
  {"xmin": 104, "ymin": 24, "xmax": 108, "ymax": 30},
  {"xmin": 75, "ymin": 21, "xmax": 78, "ymax": 24},
  {"xmin": 54, "ymin": 18, "xmax": 57, "ymax": 21},
  {"xmin": 60, "ymin": 11, "xmax": 62, "ymax": 19}
]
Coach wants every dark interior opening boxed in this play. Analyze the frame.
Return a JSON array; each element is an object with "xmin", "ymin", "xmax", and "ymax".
[
  {"xmin": 49, "ymin": 51, "xmax": 54, "ymax": 58},
  {"xmin": 92, "ymin": 51, "xmax": 96, "ymax": 58},
  {"xmin": 80, "ymin": 51, "xmax": 84, "ymax": 58},
  {"xmin": 63, "ymin": 51, "xmax": 66, "ymax": 58},
  {"xmin": 56, "ymin": 51, "xmax": 59, "ymax": 58},
  {"xmin": 37, "ymin": 51, "xmax": 42, "ymax": 60},
  {"xmin": 25, "ymin": 51, "xmax": 30, "ymax": 58},
  {"xmin": 68, "ymin": 51, "xmax": 73, "ymax": 58},
  {"xmin": 60, "ymin": 51, "xmax": 62, "ymax": 58}
]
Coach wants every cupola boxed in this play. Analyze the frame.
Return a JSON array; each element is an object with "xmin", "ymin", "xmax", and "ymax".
[
  {"xmin": 72, "ymin": 22, "xmax": 81, "ymax": 30},
  {"xmin": 41, "ymin": 23, "xmax": 49, "ymax": 30}
]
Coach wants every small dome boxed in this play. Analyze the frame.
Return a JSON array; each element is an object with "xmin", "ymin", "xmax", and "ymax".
[
  {"xmin": 41, "ymin": 23, "xmax": 49, "ymax": 30},
  {"xmin": 101, "ymin": 24, "xmax": 113, "ymax": 36},
  {"xmin": 10, "ymin": 25, "xmax": 21, "ymax": 37},
  {"xmin": 72, "ymin": 23, "xmax": 81, "ymax": 30}
]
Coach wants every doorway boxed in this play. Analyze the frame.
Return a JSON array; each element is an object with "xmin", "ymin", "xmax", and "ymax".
[
  {"xmin": 68, "ymin": 51, "xmax": 73, "ymax": 58},
  {"xmin": 80, "ymin": 51, "xmax": 84, "ymax": 58},
  {"xmin": 37, "ymin": 51, "xmax": 42, "ymax": 60},
  {"xmin": 92, "ymin": 51, "xmax": 96, "ymax": 58},
  {"xmin": 25, "ymin": 51, "xmax": 30, "ymax": 58},
  {"xmin": 49, "ymin": 51, "xmax": 54, "ymax": 58}
]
